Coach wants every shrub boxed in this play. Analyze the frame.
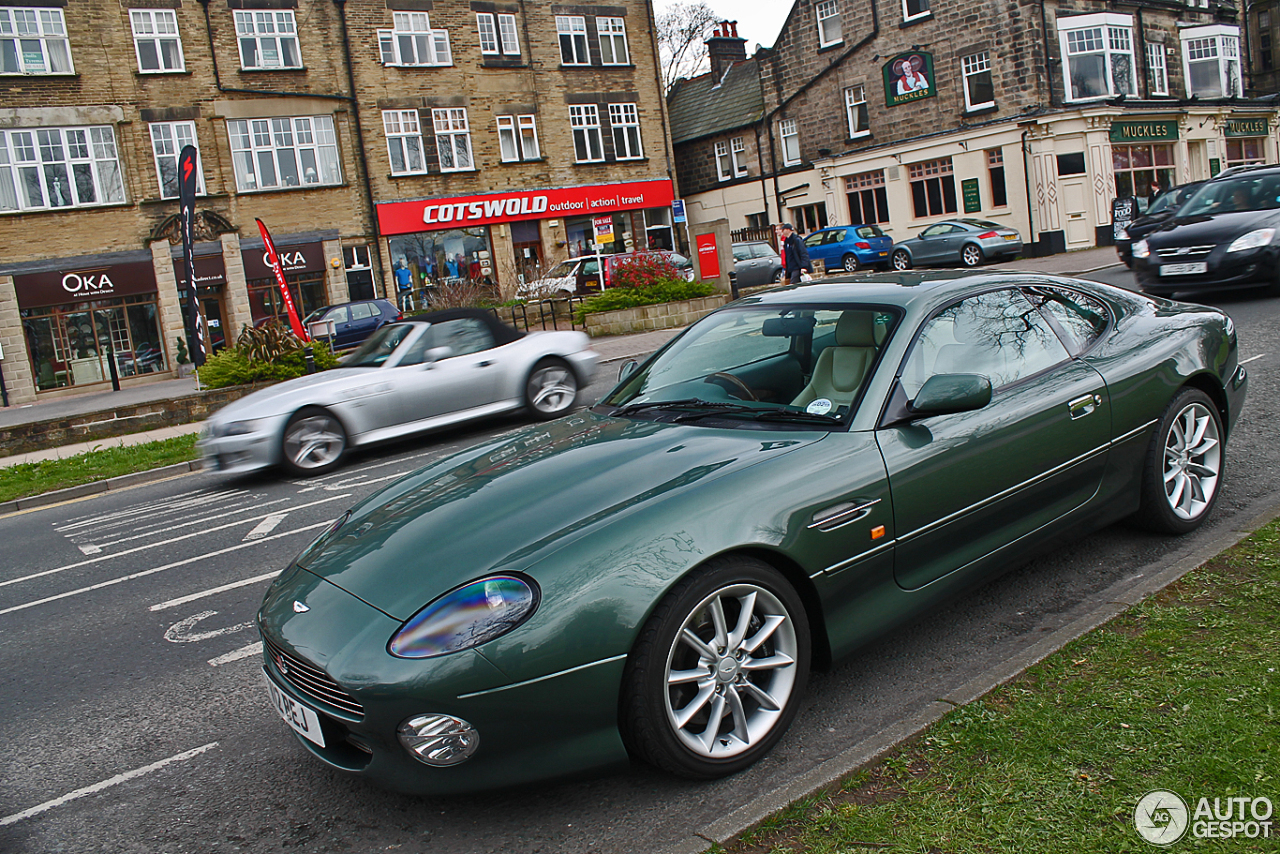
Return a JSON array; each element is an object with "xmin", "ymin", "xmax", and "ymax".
[
  {"xmin": 196, "ymin": 323, "xmax": 339, "ymax": 389},
  {"xmin": 609, "ymin": 254, "xmax": 689, "ymax": 290},
  {"xmin": 575, "ymin": 280, "xmax": 718, "ymax": 323}
]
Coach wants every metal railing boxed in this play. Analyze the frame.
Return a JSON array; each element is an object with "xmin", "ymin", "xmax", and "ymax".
[{"xmin": 488, "ymin": 295, "xmax": 589, "ymax": 333}]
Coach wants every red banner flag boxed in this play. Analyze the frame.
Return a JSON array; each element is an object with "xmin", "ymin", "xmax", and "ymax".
[{"xmin": 255, "ymin": 218, "xmax": 309, "ymax": 342}]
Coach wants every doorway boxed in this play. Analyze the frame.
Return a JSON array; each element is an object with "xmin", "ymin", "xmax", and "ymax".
[
  {"xmin": 510, "ymin": 220, "xmax": 543, "ymax": 283},
  {"xmin": 199, "ymin": 292, "xmax": 228, "ymax": 353}
]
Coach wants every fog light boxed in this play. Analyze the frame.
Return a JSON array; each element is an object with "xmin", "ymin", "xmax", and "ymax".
[{"xmin": 398, "ymin": 714, "xmax": 479, "ymax": 766}]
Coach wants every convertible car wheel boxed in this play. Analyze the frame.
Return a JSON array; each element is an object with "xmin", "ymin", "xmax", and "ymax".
[
  {"xmin": 961, "ymin": 244, "xmax": 984, "ymax": 267},
  {"xmin": 621, "ymin": 556, "xmax": 810, "ymax": 778},
  {"xmin": 1135, "ymin": 388, "xmax": 1224, "ymax": 534},
  {"xmin": 281, "ymin": 407, "xmax": 347, "ymax": 476},
  {"xmin": 891, "ymin": 249, "xmax": 912, "ymax": 271},
  {"xmin": 842, "ymin": 253, "xmax": 860, "ymax": 273},
  {"xmin": 525, "ymin": 358, "xmax": 579, "ymax": 420}
]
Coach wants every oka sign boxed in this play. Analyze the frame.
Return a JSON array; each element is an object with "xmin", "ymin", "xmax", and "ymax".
[{"xmin": 61, "ymin": 271, "xmax": 117, "ymax": 297}]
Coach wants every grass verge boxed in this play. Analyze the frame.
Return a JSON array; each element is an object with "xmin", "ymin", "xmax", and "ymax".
[
  {"xmin": 0, "ymin": 433, "xmax": 199, "ymax": 504},
  {"xmin": 720, "ymin": 521, "xmax": 1280, "ymax": 854}
]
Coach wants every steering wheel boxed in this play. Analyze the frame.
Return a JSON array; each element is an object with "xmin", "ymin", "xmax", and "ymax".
[{"xmin": 705, "ymin": 372, "xmax": 758, "ymax": 401}]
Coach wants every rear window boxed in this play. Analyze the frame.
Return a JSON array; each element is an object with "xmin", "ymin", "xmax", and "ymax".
[{"xmin": 855, "ymin": 226, "xmax": 885, "ymax": 239}]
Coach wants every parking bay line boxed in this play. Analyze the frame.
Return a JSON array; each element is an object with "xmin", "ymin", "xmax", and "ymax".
[{"xmin": 0, "ymin": 742, "xmax": 219, "ymax": 827}]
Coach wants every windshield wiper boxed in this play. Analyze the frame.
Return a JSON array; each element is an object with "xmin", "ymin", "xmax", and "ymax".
[
  {"xmin": 610, "ymin": 398, "xmax": 750, "ymax": 416},
  {"xmin": 611, "ymin": 398, "xmax": 844, "ymax": 426}
]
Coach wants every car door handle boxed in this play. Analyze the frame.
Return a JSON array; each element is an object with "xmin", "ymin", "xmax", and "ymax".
[
  {"xmin": 808, "ymin": 498, "xmax": 881, "ymax": 531},
  {"xmin": 1069, "ymin": 393, "xmax": 1102, "ymax": 419},
  {"xmin": 476, "ymin": 360, "xmax": 494, "ymax": 368}
]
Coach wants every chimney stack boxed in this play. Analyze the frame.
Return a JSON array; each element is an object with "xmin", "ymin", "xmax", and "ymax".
[{"xmin": 706, "ymin": 20, "xmax": 746, "ymax": 82}]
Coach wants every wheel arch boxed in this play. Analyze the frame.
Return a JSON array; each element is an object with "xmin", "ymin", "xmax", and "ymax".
[{"xmin": 1182, "ymin": 371, "xmax": 1232, "ymax": 439}]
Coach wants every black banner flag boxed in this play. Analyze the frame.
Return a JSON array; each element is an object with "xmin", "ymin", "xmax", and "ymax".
[{"xmin": 178, "ymin": 145, "xmax": 207, "ymax": 368}]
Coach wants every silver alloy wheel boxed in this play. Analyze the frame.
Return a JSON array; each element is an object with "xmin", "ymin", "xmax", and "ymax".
[
  {"xmin": 1162, "ymin": 401, "xmax": 1222, "ymax": 520},
  {"xmin": 282, "ymin": 413, "xmax": 345, "ymax": 470},
  {"xmin": 527, "ymin": 363, "xmax": 577, "ymax": 415},
  {"xmin": 961, "ymin": 244, "xmax": 983, "ymax": 266},
  {"xmin": 662, "ymin": 583, "xmax": 799, "ymax": 759},
  {"xmin": 892, "ymin": 250, "xmax": 911, "ymax": 271},
  {"xmin": 842, "ymin": 253, "xmax": 859, "ymax": 272}
]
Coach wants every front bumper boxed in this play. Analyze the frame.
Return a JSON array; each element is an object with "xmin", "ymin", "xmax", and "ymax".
[
  {"xmin": 197, "ymin": 414, "xmax": 288, "ymax": 474},
  {"xmin": 1134, "ymin": 245, "xmax": 1278, "ymax": 293},
  {"xmin": 566, "ymin": 348, "xmax": 600, "ymax": 387}
]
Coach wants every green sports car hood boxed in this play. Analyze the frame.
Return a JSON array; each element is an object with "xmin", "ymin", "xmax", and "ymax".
[{"xmin": 296, "ymin": 411, "xmax": 823, "ymax": 621}]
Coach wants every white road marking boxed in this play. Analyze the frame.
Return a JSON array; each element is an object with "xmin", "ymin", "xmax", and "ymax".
[
  {"xmin": 164, "ymin": 610, "xmax": 255, "ymax": 643},
  {"xmin": 0, "ymin": 494, "xmax": 350, "ymax": 591},
  {"xmin": 149, "ymin": 571, "xmax": 280, "ymax": 612},
  {"xmin": 54, "ymin": 487, "xmax": 211, "ymax": 529},
  {"xmin": 1240, "ymin": 353, "xmax": 1266, "ymax": 364},
  {"xmin": 0, "ymin": 518, "xmax": 333, "ymax": 617},
  {"xmin": 0, "ymin": 742, "xmax": 220, "ymax": 827},
  {"xmin": 77, "ymin": 544, "xmax": 102, "ymax": 555},
  {"xmin": 244, "ymin": 513, "xmax": 288, "ymax": 540},
  {"xmin": 55, "ymin": 490, "xmax": 246, "ymax": 534},
  {"xmin": 79, "ymin": 496, "xmax": 288, "ymax": 549},
  {"xmin": 209, "ymin": 642, "xmax": 263, "ymax": 667}
]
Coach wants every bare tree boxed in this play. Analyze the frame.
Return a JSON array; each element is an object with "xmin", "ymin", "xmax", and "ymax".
[{"xmin": 658, "ymin": 2, "xmax": 718, "ymax": 92}]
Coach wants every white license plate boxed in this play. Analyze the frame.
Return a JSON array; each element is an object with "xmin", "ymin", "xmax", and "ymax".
[
  {"xmin": 263, "ymin": 671, "xmax": 326, "ymax": 747},
  {"xmin": 1160, "ymin": 262, "xmax": 1208, "ymax": 276}
]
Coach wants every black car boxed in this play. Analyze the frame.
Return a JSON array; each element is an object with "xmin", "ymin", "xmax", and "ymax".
[
  {"xmin": 1133, "ymin": 167, "xmax": 1280, "ymax": 297},
  {"xmin": 1116, "ymin": 181, "xmax": 1205, "ymax": 267}
]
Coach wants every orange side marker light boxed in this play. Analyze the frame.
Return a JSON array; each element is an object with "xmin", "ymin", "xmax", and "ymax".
[{"xmin": 871, "ymin": 525, "xmax": 885, "ymax": 540}]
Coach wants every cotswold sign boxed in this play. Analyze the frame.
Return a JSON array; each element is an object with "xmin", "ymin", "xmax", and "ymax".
[
  {"xmin": 1224, "ymin": 116, "xmax": 1269, "ymax": 137},
  {"xmin": 376, "ymin": 179, "xmax": 675, "ymax": 235},
  {"xmin": 1109, "ymin": 120, "xmax": 1179, "ymax": 143}
]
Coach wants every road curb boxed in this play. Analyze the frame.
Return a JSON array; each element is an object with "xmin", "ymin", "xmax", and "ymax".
[
  {"xmin": 0, "ymin": 459, "xmax": 203, "ymax": 515},
  {"xmin": 664, "ymin": 491, "xmax": 1280, "ymax": 854}
]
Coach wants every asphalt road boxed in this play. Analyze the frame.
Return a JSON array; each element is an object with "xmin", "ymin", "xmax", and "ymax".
[{"xmin": 2, "ymin": 267, "xmax": 1278, "ymax": 854}]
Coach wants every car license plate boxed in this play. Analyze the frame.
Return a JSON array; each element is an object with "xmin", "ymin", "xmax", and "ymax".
[
  {"xmin": 878, "ymin": 251, "xmax": 888, "ymax": 257},
  {"xmin": 1159, "ymin": 262, "xmax": 1208, "ymax": 276},
  {"xmin": 263, "ymin": 671, "xmax": 326, "ymax": 747},
  {"xmin": 1002, "ymin": 234, "xmax": 1017, "ymax": 241}
]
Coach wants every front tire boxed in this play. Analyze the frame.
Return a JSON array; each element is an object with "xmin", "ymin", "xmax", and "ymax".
[
  {"xmin": 280, "ymin": 407, "xmax": 347, "ymax": 476},
  {"xmin": 525, "ymin": 357, "xmax": 578, "ymax": 420},
  {"xmin": 891, "ymin": 249, "xmax": 912, "ymax": 271},
  {"xmin": 961, "ymin": 244, "xmax": 984, "ymax": 267},
  {"xmin": 1134, "ymin": 388, "xmax": 1224, "ymax": 534},
  {"xmin": 841, "ymin": 253, "xmax": 860, "ymax": 273},
  {"xmin": 620, "ymin": 556, "xmax": 810, "ymax": 779}
]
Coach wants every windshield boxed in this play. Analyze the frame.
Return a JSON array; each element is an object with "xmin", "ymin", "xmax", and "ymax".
[
  {"xmin": 1180, "ymin": 174, "xmax": 1280, "ymax": 216},
  {"xmin": 303, "ymin": 308, "xmax": 327, "ymax": 324},
  {"xmin": 343, "ymin": 324, "xmax": 414, "ymax": 367},
  {"xmin": 1146, "ymin": 185, "xmax": 1192, "ymax": 216},
  {"xmin": 541, "ymin": 260, "xmax": 578, "ymax": 280},
  {"xmin": 600, "ymin": 305, "xmax": 899, "ymax": 428}
]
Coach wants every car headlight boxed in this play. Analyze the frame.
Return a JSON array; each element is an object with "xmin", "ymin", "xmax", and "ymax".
[
  {"xmin": 1132, "ymin": 239, "xmax": 1150, "ymax": 259},
  {"xmin": 1227, "ymin": 228, "xmax": 1276, "ymax": 253},
  {"xmin": 225, "ymin": 418, "xmax": 270, "ymax": 436},
  {"xmin": 388, "ymin": 575, "xmax": 539, "ymax": 659}
]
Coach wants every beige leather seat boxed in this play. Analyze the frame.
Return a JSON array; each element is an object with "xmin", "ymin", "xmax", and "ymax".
[{"xmin": 792, "ymin": 311, "xmax": 877, "ymax": 410}]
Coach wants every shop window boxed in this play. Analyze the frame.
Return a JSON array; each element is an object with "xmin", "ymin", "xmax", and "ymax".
[
  {"xmin": 730, "ymin": 137, "xmax": 748, "ymax": 176},
  {"xmin": 150, "ymin": 121, "xmax": 205, "ymax": 199},
  {"xmin": 816, "ymin": 0, "xmax": 841, "ymax": 47},
  {"xmin": 1112, "ymin": 143, "xmax": 1174, "ymax": 206},
  {"xmin": 845, "ymin": 170, "xmax": 889, "ymax": 224},
  {"xmin": 383, "ymin": 110, "xmax": 426, "ymax": 175},
  {"xmin": 570, "ymin": 105, "xmax": 604, "ymax": 163},
  {"xmin": 1057, "ymin": 13, "xmax": 1136, "ymax": 101},
  {"xmin": 844, "ymin": 85, "xmax": 869, "ymax": 138},
  {"xmin": 23, "ymin": 295, "xmax": 166, "ymax": 391},
  {"xmin": 388, "ymin": 226, "xmax": 496, "ymax": 308},
  {"xmin": 1181, "ymin": 26, "xmax": 1242, "ymax": 98},
  {"xmin": 903, "ymin": 0, "xmax": 929, "ymax": 22},
  {"xmin": 234, "ymin": 10, "xmax": 301, "ymax": 70},
  {"xmin": 557, "ymin": 16, "xmax": 588, "ymax": 65},
  {"xmin": 0, "ymin": 7, "xmax": 72, "ymax": 74},
  {"xmin": 987, "ymin": 148, "xmax": 1007, "ymax": 208},
  {"xmin": 433, "ymin": 108, "xmax": 473, "ymax": 172},
  {"xmin": 227, "ymin": 115, "xmax": 341, "ymax": 191},
  {"xmin": 477, "ymin": 12, "xmax": 519, "ymax": 56},
  {"xmin": 597, "ymin": 17, "xmax": 628, "ymax": 64},
  {"xmin": 715, "ymin": 140, "xmax": 731, "ymax": 181},
  {"xmin": 909, "ymin": 157, "xmax": 957, "ymax": 218},
  {"xmin": 609, "ymin": 103, "xmax": 643, "ymax": 160},
  {"xmin": 379, "ymin": 12, "xmax": 451, "ymax": 67},
  {"xmin": 1147, "ymin": 43, "xmax": 1169, "ymax": 95},
  {"xmin": 249, "ymin": 270, "xmax": 326, "ymax": 326},
  {"xmin": 497, "ymin": 115, "xmax": 538, "ymax": 161},
  {"xmin": 780, "ymin": 118, "xmax": 800, "ymax": 166},
  {"xmin": 0, "ymin": 126, "xmax": 124, "ymax": 212},
  {"xmin": 962, "ymin": 52, "xmax": 994, "ymax": 111},
  {"xmin": 1225, "ymin": 138, "xmax": 1265, "ymax": 168},
  {"xmin": 130, "ymin": 9, "xmax": 183, "ymax": 73}
]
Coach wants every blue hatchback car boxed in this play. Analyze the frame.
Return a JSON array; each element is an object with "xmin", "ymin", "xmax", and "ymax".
[{"xmin": 803, "ymin": 225, "xmax": 894, "ymax": 272}]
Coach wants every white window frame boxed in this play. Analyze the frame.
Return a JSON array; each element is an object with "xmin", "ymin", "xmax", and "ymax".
[
  {"xmin": 1147, "ymin": 42, "xmax": 1169, "ymax": 96},
  {"xmin": 498, "ymin": 14, "xmax": 519, "ymax": 55},
  {"xmin": 714, "ymin": 140, "xmax": 731, "ymax": 181},
  {"xmin": 816, "ymin": 0, "xmax": 841, "ymax": 47},
  {"xmin": 902, "ymin": 0, "xmax": 930, "ymax": 23},
  {"xmin": 477, "ymin": 13, "xmax": 519, "ymax": 56},
  {"xmin": 497, "ymin": 114, "xmax": 539, "ymax": 162},
  {"xmin": 597, "ymin": 17, "xmax": 628, "ymax": 65},
  {"xmin": 378, "ymin": 12, "xmax": 451, "ymax": 67},
  {"xmin": 1181, "ymin": 25, "xmax": 1243, "ymax": 98},
  {"xmin": 1057, "ymin": 13, "xmax": 1137, "ymax": 102},
  {"xmin": 570, "ymin": 104, "xmax": 604, "ymax": 163},
  {"xmin": 477, "ymin": 13, "xmax": 498, "ymax": 54},
  {"xmin": 608, "ymin": 103, "xmax": 642, "ymax": 160},
  {"xmin": 234, "ymin": 10, "xmax": 301, "ymax": 70},
  {"xmin": 0, "ymin": 126, "xmax": 125, "ymax": 212},
  {"xmin": 226, "ymin": 116, "xmax": 341, "ymax": 192},
  {"xmin": 383, "ymin": 110, "xmax": 426, "ymax": 176},
  {"xmin": 149, "ymin": 121, "xmax": 204, "ymax": 199},
  {"xmin": 0, "ymin": 7, "xmax": 73, "ymax": 75},
  {"xmin": 730, "ymin": 136, "xmax": 747, "ymax": 177},
  {"xmin": 844, "ymin": 85, "xmax": 870, "ymax": 138},
  {"xmin": 432, "ymin": 108, "xmax": 473, "ymax": 173},
  {"xmin": 557, "ymin": 16, "xmax": 589, "ymax": 65},
  {"xmin": 961, "ymin": 52, "xmax": 994, "ymax": 111},
  {"xmin": 130, "ymin": 9, "xmax": 184, "ymax": 73},
  {"xmin": 780, "ymin": 118, "xmax": 800, "ymax": 166}
]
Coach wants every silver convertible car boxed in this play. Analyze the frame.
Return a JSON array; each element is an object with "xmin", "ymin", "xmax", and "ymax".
[{"xmin": 198, "ymin": 308, "xmax": 598, "ymax": 476}]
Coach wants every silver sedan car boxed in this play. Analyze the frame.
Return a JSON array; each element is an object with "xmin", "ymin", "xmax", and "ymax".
[
  {"xmin": 890, "ymin": 219, "xmax": 1024, "ymax": 270},
  {"xmin": 198, "ymin": 308, "xmax": 598, "ymax": 476}
]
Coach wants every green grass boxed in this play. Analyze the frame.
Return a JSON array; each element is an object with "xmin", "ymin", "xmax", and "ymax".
[
  {"xmin": 721, "ymin": 523, "xmax": 1280, "ymax": 854},
  {"xmin": 0, "ymin": 433, "xmax": 199, "ymax": 504}
]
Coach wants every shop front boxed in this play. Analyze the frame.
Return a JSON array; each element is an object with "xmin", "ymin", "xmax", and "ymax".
[
  {"xmin": 1222, "ymin": 115, "xmax": 1271, "ymax": 171},
  {"xmin": 173, "ymin": 252, "xmax": 229, "ymax": 353},
  {"xmin": 240, "ymin": 239, "xmax": 329, "ymax": 326}
]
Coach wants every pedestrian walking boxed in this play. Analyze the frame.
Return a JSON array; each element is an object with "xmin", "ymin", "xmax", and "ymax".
[{"xmin": 780, "ymin": 223, "xmax": 812, "ymax": 285}]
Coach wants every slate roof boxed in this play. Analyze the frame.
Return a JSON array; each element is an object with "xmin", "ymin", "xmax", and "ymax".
[{"xmin": 667, "ymin": 58, "xmax": 765, "ymax": 144}]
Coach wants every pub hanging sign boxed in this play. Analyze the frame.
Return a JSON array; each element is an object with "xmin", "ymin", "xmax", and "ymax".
[{"xmin": 882, "ymin": 52, "xmax": 937, "ymax": 108}]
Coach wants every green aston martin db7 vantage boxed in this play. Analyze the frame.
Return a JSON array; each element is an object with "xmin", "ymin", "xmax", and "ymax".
[{"xmin": 258, "ymin": 271, "xmax": 1246, "ymax": 794}]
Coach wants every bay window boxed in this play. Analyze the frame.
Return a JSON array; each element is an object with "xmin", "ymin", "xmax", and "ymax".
[
  {"xmin": 0, "ymin": 126, "xmax": 124, "ymax": 211},
  {"xmin": 1181, "ymin": 26, "xmax": 1242, "ymax": 98},
  {"xmin": 227, "ymin": 116, "xmax": 341, "ymax": 191},
  {"xmin": 1058, "ymin": 13, "xmax": 1136, "ymax": 101}
]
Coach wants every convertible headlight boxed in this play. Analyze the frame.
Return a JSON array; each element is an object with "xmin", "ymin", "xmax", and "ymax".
[
  {"xmin": 225, "ymin": 418, "xmax": 270, "ymax": 436},
  {"xmin": 1132, "ymin": 239, "xmax": 1150, "ymax": 259},
  {"xmin": 1227, "ymin": 228, "xmax": 1276, "ymax": 253},
  {"xmin": 389, "ymin": 575, "xmax": 539, "ymax": 659}
]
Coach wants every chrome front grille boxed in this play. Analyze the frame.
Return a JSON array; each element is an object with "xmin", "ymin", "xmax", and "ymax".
[
  {"xmin": 262, "ymin": 632, "xmax": 364, "ymax": 717},
  {"xmin": 1156, "ymin": 245, "xmax": 1215, "ymax": 260}
]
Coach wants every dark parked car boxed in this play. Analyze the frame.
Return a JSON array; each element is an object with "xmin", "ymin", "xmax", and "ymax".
[
  {"xmin": 730, "ymin": 240, "xmax": 784, "ymax": 287},
  {"xmin": 304, "ymin": 299, "xmax": 401, "ymax": 349},
  {"xmin": 891, "ymin": 219, "xmax": 1023, "ymax": 269},
  {"xmin": 804, "ymin": 224, "xmax": 894, "ymax": 272},
  {"xmin": 1132, "ymin": 166, "xmax": 1280, "ymax": 296},
  {"xmin": 1116, "ymin": 181, "xmax": 1205, "ymax": 267}
]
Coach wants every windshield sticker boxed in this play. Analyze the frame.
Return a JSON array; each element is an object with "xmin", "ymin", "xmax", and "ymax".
[{"xmin": 806, "ymin": 398, "xmax": 834, "ymax": 415}]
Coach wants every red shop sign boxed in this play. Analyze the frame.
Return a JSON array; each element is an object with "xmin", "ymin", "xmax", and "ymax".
[
  {"xmin": 377, "ymin": 178, "xmax": 675, "ymax": 235},
  {"xmin": 696, "ymin": 233, "xmax": 721, "ymax": 279}
]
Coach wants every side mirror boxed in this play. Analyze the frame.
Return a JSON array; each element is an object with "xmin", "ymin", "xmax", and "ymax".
[
  {"xmin": 618, "ymin": 359, "xmax": 639, "ymax": 381},
  {"xmin": 423, "ymin": 346, "xmax": 454, "ymax": 367},
  {"xmin": 909, "ymin": 373, "xmax": 992, "ymax": 417}
]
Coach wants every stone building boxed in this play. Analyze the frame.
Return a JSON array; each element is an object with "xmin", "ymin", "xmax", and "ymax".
[{"xmin": 0, "ymin": 0, "xmax": 674, "ymax": 404}]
